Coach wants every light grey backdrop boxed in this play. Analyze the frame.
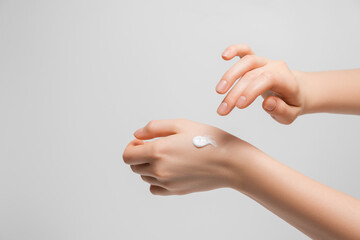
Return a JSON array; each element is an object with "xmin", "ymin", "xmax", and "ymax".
[{"xmin": 0, "ymin": 0, "xmax": 359, "ymax": 239}]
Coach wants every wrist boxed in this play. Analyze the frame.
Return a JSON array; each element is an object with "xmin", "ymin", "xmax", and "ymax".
[
  {"xmin": 292, "ymin": 70, "xmax": 313, "ymax": 115},
  {"xmin": 221, "ymin": 138, "xmax": 266, "ymax": 193}
]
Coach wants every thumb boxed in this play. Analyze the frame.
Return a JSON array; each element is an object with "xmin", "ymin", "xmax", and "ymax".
[
  {"xmin": 134, "ymin": 119, "xmax": 180, "ymax": 140},
  {"xmin": 262, "ymin": 96, "xmax": 299, "ymax": 125}
]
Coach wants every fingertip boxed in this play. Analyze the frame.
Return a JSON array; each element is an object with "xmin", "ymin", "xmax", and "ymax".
[
  {"xmin": 133, "ymin": 128, "xmax": 144, "ymax": 138},
  {"xmin": 215, "ymin": 89, "xmax": 225, "ymax": 94},
  {"xmin": 216, "ymin": 80, "xmax": 228, "ymax": 94},
  {"xmin": 216, "ymin": 109, "xmax": 224, "ymax": 116},
  {"xmin": 217, "ymin": 108, "xmax": 230, "ymax": 116},
  {"xmin": 222, "ymin": 54, "xmax": 232, "ymax": 61},
  {"xmin": 217, "ymin": 111, "xmax": 227, "ymax": 116},
  {"xmin": 263, "ymin": 97, "xmax": 277, "ymax": 112},
  {"xmin": 222, "ymin": 49, "xmax": 233, "ymax": 60},
  {"xmin": 235, "ymin": 96, "xmax": 247, "ymax": 109},
  {"xmin": 217, "ymin": 102, "xmax": 229, "ymax": 116}
]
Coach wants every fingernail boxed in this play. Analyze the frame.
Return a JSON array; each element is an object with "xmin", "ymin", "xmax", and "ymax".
[
  {"xmin": 236, "ymin": 96, "xmax": 247, "ymax": 108},
  {"xmin": 217, "ymin": 102, "xmax": 228, "ymax": 115},
  {"xmin": 222, "ymin": 50, "xmax": 231, "ymax": 58},
  {"xmin": 216, "ymin": 80, "xmax": 227, "ymax": 93},
  {"xmin": 134, "ymin": 128, "xmax": 143, "ymax": 137},
  {"xmin": 265, "ymin": 99, "xmax": 276, "ymax": 111}
]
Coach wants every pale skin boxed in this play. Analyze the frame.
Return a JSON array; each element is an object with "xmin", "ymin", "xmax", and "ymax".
[{"xmin": 123, "ymin": 44, "xmax": 360, "ymax": 240}]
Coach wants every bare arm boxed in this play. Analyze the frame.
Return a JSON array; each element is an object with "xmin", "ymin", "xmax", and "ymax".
[
  {"xmin": 229, "ymin": 144, "xmax": 360, "ymax": 240},
  {"xmin": 123, "ymin": 119, "xmax": 360, "ymax": 240},
  {"xmin": 299, "ymin": 69, "xmax": 360, "ymax": 115}
]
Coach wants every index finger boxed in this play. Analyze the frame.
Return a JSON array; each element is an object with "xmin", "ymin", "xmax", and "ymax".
[
  {"xmin": 122, "ymin": 139, "xmax": 153, "ymax": 165},
  {"xmin": 134, "ymin": 119, "xmax": 182, "ymax": 140},
  {"xmin": 216, "ymin": 55, "xmax": 268, "ymax": 94}
]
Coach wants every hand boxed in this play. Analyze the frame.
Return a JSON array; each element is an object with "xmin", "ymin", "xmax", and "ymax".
[
  {"xmin": 216, "ymin": 44, "xmax": 305, "ymax": 124},
  {"xmin": 122, "ymin": 119, "xmax": 255, "ymax": 195}
]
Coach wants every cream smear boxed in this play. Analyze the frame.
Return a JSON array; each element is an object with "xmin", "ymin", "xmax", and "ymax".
[{"xmin": 192, "ymin": 136, "xmax": 217, "ymax": 148}]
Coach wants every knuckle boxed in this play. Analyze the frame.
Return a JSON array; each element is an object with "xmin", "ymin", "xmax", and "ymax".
[
  {"xmin": 275, "ymin": 60, "xmax": 287, "ymax": 68},
  {"xmin": 150, "ymin": 141, "xmax": 165, "ymax": 159},
  {"xmin": 261, "ymin": 71, "xmax": 273, "ymax": 82},
  {"xmin": 174, "ymin": 118, "xmax": 186, "ymax": 129},
  {"xmin": 152, "ymin": 164, "xmax": 169, "ymax": 179},
  {"xmin": 244, "ymin": 54, "xmax": 260, "ymax": 66},
  {"xmin": 235, "ymin": 43, "xmax": 251, "ymax": 52},
  {"xmin": 224, "ymin": 93, "xmax": 236, "ymax": 106},
  {"xmin": 278, "ymin": 60, "xmax": 287, "ymax": 66},
  {"xmin": 241, "ymin": 43, "xmax": 251, "ymax": 51},
  {"xmin": 161, "ymin": 180, "xmax": 176, "ymax": 190},
  {"xmin": 226, "ymin": 44, "xmax": 236, "ymax": 52},
  {"xmin": 154, "ymin": 170, "xmax": 168, "ymax": 179},
  {"xmin": 261, "ymin": 71, "xmax": 279, "ymax": 86},
  {"xmin": 242, "ymin": 54, "xmax": 254, "ymax": 63},
  {"xmin": 243, "ymin": 71, "xmax": 257, "ymax": 79},
  {"xmin": 175, "ymin": 118, "xmax": 187, "ymax": 123}
]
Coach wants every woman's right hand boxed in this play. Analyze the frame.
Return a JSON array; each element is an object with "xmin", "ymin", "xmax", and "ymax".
[{"xmin": 216, "ymin": 44, "xmax": 306, "ymax": 125}]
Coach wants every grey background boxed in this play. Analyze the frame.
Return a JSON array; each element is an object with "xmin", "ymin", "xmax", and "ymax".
[{"xmin": 0, "ymin": 0, "xmax": 359, "ymax": 239}]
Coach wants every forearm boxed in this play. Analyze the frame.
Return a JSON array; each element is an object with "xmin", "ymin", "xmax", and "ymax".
[
  {"xmin": 227, "ymin": 145, "xmax": 360, "ymax": 240},
  {"xmin": 297, "ymin": 69, "xmax": 360, "ymax": 115}
]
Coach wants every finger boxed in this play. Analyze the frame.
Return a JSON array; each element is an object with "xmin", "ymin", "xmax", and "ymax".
[
  {"xmin": 236, "ymin": 69, "xmax": 295, "ymax": 109},
  {"xmin": 132, "ymin": 139, "xmax": 144, "ymax": 146},
  {"xmin": 141, "ymin": 175, "xmax": 165, "ymax": 188},
  {"xmin": 130, "ymin": 163, "xmax": 154, "ymax": 176},
  {"xmin": 134, "ymin": 119, "xmax": 181, "ymax": 140},
  {"xmin": 235, "ymin": 71, "xmax": 274, "ymax": 109},
  {"xmin": 123, "ymin": 141, "xmax": 153, "ymax": 165},
  {"xmin": 262, "ymin": 96, "xmax": 299, "ymax": 125},
  {"xmin": 216, "ymin": 55, "xmax": 268, "ymax": 94},
  {"xmin": 217, "ymin": 68, "xmax": 263, "ymax": 116},
  {"xmin": 222, "ymin": 44, "xmax": 255, "ymax": 60},
  {"xmin": 150, "ymin": 185, "xmax": 170, "ymax": 196}
]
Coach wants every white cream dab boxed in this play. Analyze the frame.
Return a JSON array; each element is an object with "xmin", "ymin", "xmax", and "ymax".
[{"xmin": 192, "ymin": 136, "xmax": 217, "ymax": 148}]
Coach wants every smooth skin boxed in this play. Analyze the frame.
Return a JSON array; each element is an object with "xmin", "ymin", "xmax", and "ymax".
[{"xmin": 123, "ymin": 44, "xmax": 360, "ymax": 239}]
